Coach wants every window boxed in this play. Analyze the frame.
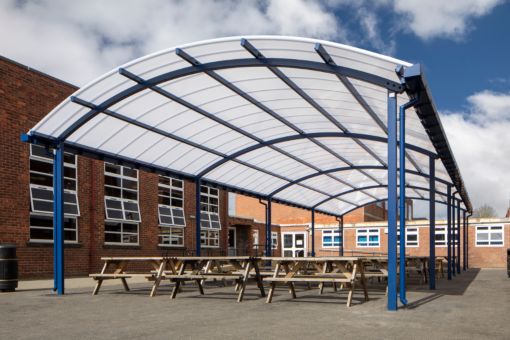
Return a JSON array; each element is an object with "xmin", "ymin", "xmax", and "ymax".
[
  {"xmin": 271, "ymin": 232, "xmax": 278, "ymax": 249},
  {"xmin": 356, "ymin": 228, "xmax": 380, "ymax": 247},
  {"xmin": 435, "ymin": 226, "xmax": 459, "ymax": 247},
  {"xmin": 201, "ymin": 229, "xmax": 219, "ymax": 248},
  {"xmin": 322, "ymin": 229, "xmax": 341, "ymax": 248},
  {"xmin": 29, "ymin": 215, "xmax": 77, "ymax": 242},
  {"xmin": 476, "ymin": 225, "xmax": 504, "ymax": 246},
  {"xmin": 104, "ymin": 164, "xmax": 140, "ymax": 245},
  {"xmin": 29, "ymin": 145, "xmax": 79, "ymax": 242},
  {"xmin": 397, "ymin": 228, "xmax": 419, "ymax": 247},
  {"xmin": 435, "ymin": 227, "xmax": 447, "ymax": 246},
  {"xmin": 104, "ymin": 163, "xmax": 140, "ymax": 222},
  {"xmin": 200, "ymin": 185, "xmax": 220, "ymax": 229},
  {"xmin": 105, "ymin": 221, "xmax": 139, "ymax": 245},
  {"xmin": 252, "ymin": 229, "xmax": 259, "ymax": 249},
  {"xmin": 158, "ymin": 176, "xmax": 185, "ymax": 247}
]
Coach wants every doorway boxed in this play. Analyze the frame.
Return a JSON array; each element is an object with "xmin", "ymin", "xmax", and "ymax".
[
  {"xmin": 282, "ymin": 232, "xmax": 307, "ymax": 257},
  {"xmin": 228, "ymin": 227, "xmax": 236, "ymax": 256}
]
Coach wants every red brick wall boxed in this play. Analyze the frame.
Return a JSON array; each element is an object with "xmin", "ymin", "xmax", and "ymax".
[
  {"xmin": 0, "ymin": 58, "xmax": 231, "ymax": 278},
  {"xmin": 233, "ymin": 194, "xmax": 380, "ymax": 225}
]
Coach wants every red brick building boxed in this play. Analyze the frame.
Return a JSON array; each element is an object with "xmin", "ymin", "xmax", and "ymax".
[{"xmin": 1, "ymin": 56, "xmax": 507, "ymax": 278}]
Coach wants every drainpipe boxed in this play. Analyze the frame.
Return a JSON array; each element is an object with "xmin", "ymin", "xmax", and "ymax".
[
  {"xmin": 466, "ymin": 212, "xmax": 472, "ymax": 269},
  {"xmin": 336, "ymin": 216, "xmax": 344, "ymax": 256},
  {"xmin": 259, "ymin": 198, "xmax": 270, "ymax": 257},
  {"xmin": 398, "ymin": 96, "xmax": 419, "ymax": 306}
]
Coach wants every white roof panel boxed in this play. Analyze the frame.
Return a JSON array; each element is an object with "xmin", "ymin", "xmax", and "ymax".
[{"xmin": 26, "ymin": 36, "xmax": 468, "ymax": 216}]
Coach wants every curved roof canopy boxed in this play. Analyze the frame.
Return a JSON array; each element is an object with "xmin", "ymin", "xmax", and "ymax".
[{"xmin": 24, "ymin": 36, "xmax": 471, "ymax": 216}]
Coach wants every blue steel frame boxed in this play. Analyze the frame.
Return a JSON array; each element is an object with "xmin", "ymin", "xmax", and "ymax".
[
  {"xmin": 463, "ymin": 209, "xmax": 467, "ymax": 271},
  {"xmin": 339, "ymin": 216, "xmax": 344, "ymax": 256},
  {"xmin": 265, "ymin": 199, "xmax": 272, "ymax": 257},
  {"xmin": 398, "ymin": 96, "xmax": 420, "ymax": 305},
  {"xmin": 452, "ymin": 195, "xmax": 456, "ymax": 277},
  {"xmin": 195, "ymin": 177, "xmax": 202, "ymax": 256},
  {"xmin": 457, "ymin": 199, "xmax": 461, "ymax": 274},
  {"xmin": 20, "ymin": 38, "xmax": 473, "ymax": 311},
  {"xmin": 387, "ymin": 91, "xmax": 398, "ymax": 311},
  {"xmin": 428, "ymin": 156, "xmax": 436, "ymax": 290},
  {"xmin": 53, "ymin": 144, "xmax": 65, "ymax": 295},
  {"xmin": 447, "ymin": 185, "xmax": 452, "ymax": 280},
  {"xmin": 311, "ymin": 209, "xmax": 316, "ymax": 257}
]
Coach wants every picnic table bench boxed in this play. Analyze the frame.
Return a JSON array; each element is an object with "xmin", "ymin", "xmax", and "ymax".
[
  {"xmin": 89, "ymin": 257, "xmax": 179, "ymax": 296},
  {"xmin": 166, "ymin": 256, "xmax": 265, "ymax": 302},
  {"xmin": 260, "ymin": 257, "xmax": 368, "ymax": 307}
]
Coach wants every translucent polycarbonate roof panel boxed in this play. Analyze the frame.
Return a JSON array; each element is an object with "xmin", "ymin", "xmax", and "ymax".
[{"xmin": 26, "ymin": 36, "xmax": 470, "ymax": 216}]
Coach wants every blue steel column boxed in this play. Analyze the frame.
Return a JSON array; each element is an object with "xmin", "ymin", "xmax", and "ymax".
[
  {"xmin": 266, "ymin": 198, "xmax": 272, "ymax": 257},
  {"xmin": 428, "ymin": 156, "xmax": 436, "ymax": 290},
  {"xmin": 452, "ymin": 197, "xmax": 456, "ymax": 277},
  {"xmin": 53, "ymin": 145, "xmax": 65, "ymax": 295},
  {"xmin": 457, "ymin": 200, "xmax": 461, "ymax": 274},
  {"xmin": 311, "ymin": 209, "xmax": 316, "ymax": 257},
  {"xmin": 447, "ymin": 185, "xmax": 452, "ymax": 280},
  {"xmin": 387, "ymin": 92, "xmax": 398, "ymax": 311},
  {"xmin": 340, "ymin": 216, "xmax": 344, "ymax": 256},
  {"xmin": 463, "ymin": 209, "xmax": 467, "ymax": 271},
  {"xmin": 195, "ymin": 178, "xmax": 202, "ymax": 256},
  {"xmin": 398, "ymin": 101, "xmax": 408, "ymax": 305}
]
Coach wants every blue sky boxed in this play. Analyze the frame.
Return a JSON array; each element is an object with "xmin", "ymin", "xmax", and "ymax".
[{"xmin": 1, "ymin": 0, "xmax": 509, "ymax": 216}]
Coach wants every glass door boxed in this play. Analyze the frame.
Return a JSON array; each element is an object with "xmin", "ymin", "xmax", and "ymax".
[{"xmin": 282, "ymin": 232, "xmax": 307, "ymax": 257}]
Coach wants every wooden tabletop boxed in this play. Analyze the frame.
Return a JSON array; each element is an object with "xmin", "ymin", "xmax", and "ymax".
[{"xmin": 260, "ymin": 256, "xmax": 361, "ymax": 262}]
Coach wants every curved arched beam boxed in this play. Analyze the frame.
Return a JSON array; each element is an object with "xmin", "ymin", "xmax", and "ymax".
[
  {"xmin": 269, "ymin": 166, "xmax": 452, "ymax": 198},
  {"xmin": 337, "ymin": 196, "xmax": 450, "ymax": 218},
  {"xmin": 58, "ymin": 57, "xmax": 404, "ymax": 142},
  {"xmin": 197, "ymin": 132, "xmax": 436, "ymax": 178},
  {"xmin": 313, "ymin": 184, "xmax": 448, "ymax": 210}
]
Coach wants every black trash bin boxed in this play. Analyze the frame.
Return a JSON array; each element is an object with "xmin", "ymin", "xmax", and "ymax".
[{"xmin": 0, "ymin": 244, "xmax": 18, "ymax": 292}]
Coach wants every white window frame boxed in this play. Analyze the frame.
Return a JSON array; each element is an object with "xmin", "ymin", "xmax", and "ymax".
[
  {"xmin": 158, "ymin": 226, "xmax": 184, "ymax": 247},
  {"xmin": 397, "ymin": 227, "xmax": 419, "ymax": 247},
  {"xmin": 322, "ymin": 229, "xmax": 341, "ymax": 248},
  {"xmin": 475, "ymin": 225, "xmax": 504, "ymax": 247},
  {"xmin": 29, "ymin": 213, "xmax": 78, "ymax": 243},
  {"xmin": 104, "ymin": 221, "xmax": 139, "ymax": 245},
  {"xmin": 157, "ymin": 175, "xmax": 186, "ymax": 227},
  {"xmin": 271, "ymin": 231, "xmax": 278, "ymax": 249},
  {"xmin": 200, "ymin": 185, "xmax": 221, "ymax": 229},
  {"xmin": 356, "ymin": 228, "xmax": 380, "ymax": 248},
  {"xmin": 29, "ymin": 145, "xmax": 80, "ymax": 217},
  {"xmin": 104, "ymin": 163, "xmax": 141, "ymax": 223},
  {"xmin": 435, "ymin": 226, "xmax": 447, "ymax": 247},
  {"xmin": 29, "ymin": 145, "xmax": 80, "ymax": 243},
  {"xmin": 200, "ymin": 229, "xmax": 220, "ymax": 248}
]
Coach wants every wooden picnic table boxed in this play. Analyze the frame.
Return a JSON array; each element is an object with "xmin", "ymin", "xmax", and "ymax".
[
  {"xmin": 260, "ymin": 256, "xmax": 369, "ymax": 307},
  {"xmin": 89, "ymin": 257, "xmax": 177, "ymax": 297},
  {"xmin": 166, "ymin": 256, "xmax": 265, "ymax": 302}
]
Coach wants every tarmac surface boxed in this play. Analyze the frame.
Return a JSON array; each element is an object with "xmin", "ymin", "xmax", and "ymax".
[{"xmin": 1, "ymin": 268, "xmax": 509, "ymax": 339}]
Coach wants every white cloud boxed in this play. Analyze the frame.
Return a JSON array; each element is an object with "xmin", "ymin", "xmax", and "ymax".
[
  {"xmin": 440, "ymin": 91, "xmax": 510, "ymax": 216},
  {"xmin": 393, "ymin": 0, "xmax": 503, "ymax": 40},
  {"xmin": 0, "ymin": 0, "xmax": 345, "ymax": 85}
]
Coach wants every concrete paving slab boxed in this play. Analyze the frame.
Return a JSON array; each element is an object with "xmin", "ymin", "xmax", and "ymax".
[{"xmin": 0, "ymin": 269, "xmax": 508, "ymax": 340}]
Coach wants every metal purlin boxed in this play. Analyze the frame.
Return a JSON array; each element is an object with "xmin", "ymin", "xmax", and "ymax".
[
  {"xmin": 173, "ymin": 46, "xmax": 381, "ymax": 203},
  {"xmin": 314, "ymin": 43, "xmax": 426, "ymax": 200}
]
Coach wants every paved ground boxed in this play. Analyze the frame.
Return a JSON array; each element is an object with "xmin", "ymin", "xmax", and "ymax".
[{"xmin": 1, "ymin": 269, "xmax": 509, "ymax": 339}]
